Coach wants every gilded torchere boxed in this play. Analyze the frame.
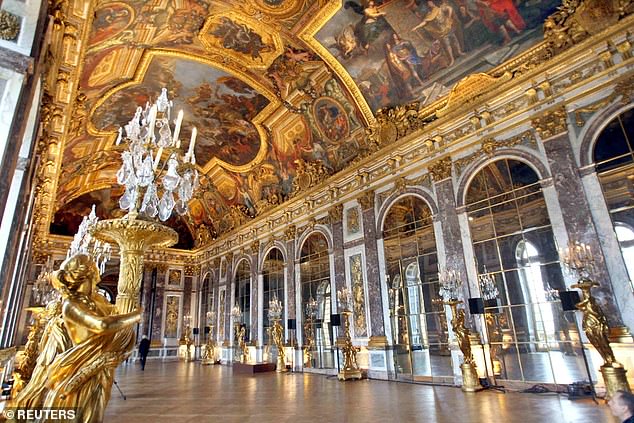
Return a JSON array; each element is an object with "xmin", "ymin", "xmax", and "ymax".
[
  {"xmin": 561, "ymin": 241, "xmax": 631, "ymax": 400},
  {"xmin": 268, "ymin": 295, "xmax": 286, "ymax": 372},
  {"xmin": 337, "ymin": 288, "xmax": 362, "ymax": 381},
  {"xmin": 202, "ymin": 311, "xmax": 217, "ymax": 365},
  {"xmin": 439, "ymin": 270, "xmax": 480, "ymax": 393}
]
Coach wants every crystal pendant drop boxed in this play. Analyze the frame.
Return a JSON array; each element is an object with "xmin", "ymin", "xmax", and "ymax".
[
  {"xmin": 117, "ymin": 152, "xmax": 134, "ymax": 185},
  {"xmin": 140, "ymin": 184, "xmax": 159, "ymax": 217},
  {"xmin": 175, "ymin": 200, "xmax": 188, "ymax": 215},
  {"xmin": 158, "ymin": 190, "xmax": 175, "ymax": 221},
  {"xmin": 158, "ymin": 119, "xmax": 172, "ymax": 147},
  {"xmin": 137, "ymin": 155, "xmax": 154, "ymax": 187},
  {"xmin": 119, "ymin": 186, "xmax": 137, "ymax": 210},
  {"xmin": 162, "ymin": 157, "xmax": 181, "ymax": 191}
]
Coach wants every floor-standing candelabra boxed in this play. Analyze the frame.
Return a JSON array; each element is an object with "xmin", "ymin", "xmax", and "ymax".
[
  {"xmin": 180, "ymin": 314, "xmax": 193, "ymax": 362},
  {"xmin": 561, "ymin": 241, "xmax": 631, "ymax": 399},
  {"xmin": 231, "ymin": 304, "xmax": 248, "ymax": 363},
  {"xmin": 439, "ymin": 270, "xmax": 479, "ymax": 392},
  {"xmin": 303, "ymin": 296, "xmax": 317, "ymax": 367},
  {"xmin": 337, "ymin": 287, "xmax": 362, "ymax": 381},
  {"xmin": 202, "ymin": 311, "xmax": 217, "ymax": 365},
  {"xmin": 268, "ymin": 295, "xmax": 286, "ymax": 372}
]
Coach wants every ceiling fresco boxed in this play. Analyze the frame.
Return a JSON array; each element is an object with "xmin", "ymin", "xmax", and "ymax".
[
  {"xmin": 315, "ymin": 0, "xmax": 560, "ymax": 112},
  {"xmin": 49, "ymin": 0, "xmax": 574, "ymax": 250}
]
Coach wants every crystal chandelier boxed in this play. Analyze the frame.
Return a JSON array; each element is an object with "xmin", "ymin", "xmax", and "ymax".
[
  {"xmin": 477, "ymin": 267, "xmax": 499, "ymax": 301},
  {"xmin": 305, "ymin": 295, "xmax": 318, "ymax": 318},
  {"xmin": 559, "ymin": 240, "xmax": 595, "ymax": 279},
  {"xmin": 268, "ymin": 294, "xmax": 283, "ymax": 320},
  {"xmin": 231, "ymin": 303, "xmax": 242, "ymax": 323},
  {"xmin": 67, "ymin": 205, "xmax": 112, "ymax": 274},
  {"xmin": 206, "ymin": 310, "xmax": 216, "ymax": 326},
  {"xmin": 115, "ymin": 88, "xmax": 199, "ymax": 221},
  {"xmin": 438, "ymin": 269, "xmax": 462, "ymax": 302},
  {"xmin": 32, "ymin": 256, "xmax": 58, "ymax": 306}
]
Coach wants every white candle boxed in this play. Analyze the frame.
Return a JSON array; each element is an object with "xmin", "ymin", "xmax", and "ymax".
[
  {"xmin": 172, "ymin": 109, "xmax": 183, "ymax": 145},
  {"xmin": 148, "ymin": 104, "xmax": 157, "ymax": 140},
  {"xmin": 188, "ymin": 127, "xmax": 197, "ymax": 157},
  {"xmin": 153, "ymin": 146, "xmax": 163, "ymax": 170}
]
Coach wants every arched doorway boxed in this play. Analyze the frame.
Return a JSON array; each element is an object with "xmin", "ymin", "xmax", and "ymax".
[
  {"xmin": 593, "ymin": 108, "xmax": 634, "ymax": 288},
  {"xmin": 382, "ymin": 196, "xmax": 450, "ymax": 383},
  {"xmin": 465, "ymin": 158, "xmax": 583, "ymax": 384},
  {"xmin": 299, "ymin": 232, "xmax": 334, "ymax": 369}
]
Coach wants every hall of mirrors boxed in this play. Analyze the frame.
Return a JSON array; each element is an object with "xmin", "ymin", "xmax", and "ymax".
[{"xmin": 0, "ymin": 0, "xmax": 634, "ymax": 418}]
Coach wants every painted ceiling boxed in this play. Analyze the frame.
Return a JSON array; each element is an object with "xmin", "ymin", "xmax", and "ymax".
[{"xmin": 52, "ymin": 0, "xmax": 562, "ymax": 249}]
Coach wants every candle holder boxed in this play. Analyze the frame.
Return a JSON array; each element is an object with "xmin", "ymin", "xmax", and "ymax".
[
  {"xmin": 268, "ymin": 295, "xmax": 286, "ymax": 372},
  {"xmin": 336, "ymin": 287, "xmax": 361, "ymax": 381},
  {"xmin": 560, "ymin": 241, "xmax": 631, "ymax": 399},
  {"xmin": 438, "ymin": 269, "xmax": 479, "ymax": 392},
  {"xmin": 202, "ymin": 311, "xmax": 218, "ymax": 365},
  {"xmin": 303, "ymin": 296, "xmax": 317, "ymax": 367},
  {"xmin": 180, "ymin": 314, "xmax": 193, "ymax": 362}
]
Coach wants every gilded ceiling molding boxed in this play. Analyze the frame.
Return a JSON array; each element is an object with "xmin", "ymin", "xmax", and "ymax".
[
  {"xmin": 87, "ymin": 48, "xmax": 280, "ymax": 175},
  {"xmin": 0, "ymin": 10, "xmax": 20, "ymax": 41},
  {"xmin": 453, "ymin": 131, "xmax": 538, "ymax": 177},
  {"xmin": 429, "ymin": 158, "xmax": 453, "ymax": 182},
  {"xmin": 290, "ymin": 159, "xmax": 329, "ymax": 197},
  {"xmin": 297, "ymin": 0, "xmax": 374, "ymax": 127},
  {"xmin": 531, "ymin": 105, "xmax": 569, "ymax": 140}
]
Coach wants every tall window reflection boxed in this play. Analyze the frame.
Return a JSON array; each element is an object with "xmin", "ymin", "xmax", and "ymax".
[{"xmin": 263, "ymin": 248, "xmax": 285, "ymax": 345}]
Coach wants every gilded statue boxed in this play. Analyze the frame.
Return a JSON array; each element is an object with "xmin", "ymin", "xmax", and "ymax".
[
  {"xmin": 270, "ymin": 319, "xmax": 285, "ymax": 364},
  {"xmin": 14, "ymin": 254, "xmax": 141, "ymax": 423},
  {"xmin": 572, "ymin": 280, "xmax": 619, "ymax": 367},
  {"xmin": 303, "ymin": 320, "xmax": 314, "ymax": 366},
  {"xmin": 238, "ymin": 326, "xmax": 249, "ymax": 363},
  {"xmin": 451, "ymin": 308, "xmax": 474, "ymax": 365},
  {"xmin": 201, "ymin": 335, "xmax": 215, "ymax": 363}
]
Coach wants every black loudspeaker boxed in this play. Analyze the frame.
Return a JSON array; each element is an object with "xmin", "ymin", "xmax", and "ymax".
[
  {"xmin": 192, "ymin": 327, "xmax": 199, "ymax": 335},
  {"xmin": 330, "ymin": 314, "xmax": 341, "ymax": 327},
  {"xmin": 204, "ymin": 326, "xmax": 210, "ymax": 334},
  {"xmin": 287, "ymin": 319, "xmax": 296, "ymax": 330},
  {"xmin": 560, "ymin": 290, "xmax": 581, "ymax": 311},
  {"xmin": 468, "ymin": 298, "xmax": 485, "ymax": 315}
]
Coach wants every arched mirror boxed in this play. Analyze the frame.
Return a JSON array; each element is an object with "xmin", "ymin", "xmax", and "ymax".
[
  {"xmin": 382, "ymin": 196, "xmax": 448, "ymax": 383},
  {"xmin": 593, "ymin": 108, "xmax": 634, "ymax": 288},
  {"xmin": 234, "ymin": 260, "xmax": 251, "ymax": 342},
  {"xmin": 466, "ymin": 158, "xmax": 583, "ymax": 384},
  {"xmin": 299, "ymin": 233, "xmax": 333, "ymax": 369},
  {"xmin": 263, "ymin": 248, "xmax": 285, "ymax": 346}
]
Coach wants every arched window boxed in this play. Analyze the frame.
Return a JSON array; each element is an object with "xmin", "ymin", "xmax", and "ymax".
[
  {"xmin": 382, "ymin": 196, "xmax": 447, "ymax": 383},
  {"xmin": 593, "ymin": 109, "xmax": 634, "ymax": 288},
  {"xmin": 234, "ymin": 260, "xmax": 251, "ymax": 340},
  {"xmin": 299, "ymin": 233, "xmax": 333, "ymax": 369},
  {"xmin": 465, "ymin": 159, "xmax": 582, "ymax": 384},
  {"xmin": 262, "ymin": 248, "xmax": 285, "ymax": 344},
  {"xmin": 199, "ymin": 273, "xmax": 213, "ymax": 334}
]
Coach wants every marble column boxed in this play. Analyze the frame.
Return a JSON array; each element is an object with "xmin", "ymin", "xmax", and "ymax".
[
  {"xmin": 139, "ymin": 265, "xmax": 155, "ymax": 338},
  {"xmin": 151, "ymin": 265, "xmax": 168, "ymax": 342},
  {"xmin": 539, "ymin": 130, "xmax": 622, "ymax": 326},
  {"xmin": 210, "ymin": 259, "xmax": 220, "ymax": 342},
  {"xmin": 284, "ymin": 225, "xmax": 297, "ymax": 321},
  {"xmin": 358, "ymin": 190, "xmax": 385, "ymax": 337},
  {"xmin": 329, "ymin": 205, "xmax": 346, "ymax": 295}
]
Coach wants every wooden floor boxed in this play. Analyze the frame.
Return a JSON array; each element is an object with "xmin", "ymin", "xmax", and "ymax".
[{"xmin": 105, "ymin": 361, "xmax": 613, "ymax": 423}]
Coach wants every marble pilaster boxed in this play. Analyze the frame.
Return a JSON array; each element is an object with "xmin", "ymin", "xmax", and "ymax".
[
  {"xmin": 331, "ymin": 206, "xmax": 346, "ymax": 296},
  {"xmin": 285, "ymin": 226, "xmax": 296, "ymax": 320},
  {"xmin": 542, "ymin": 132, "xmax": 623, "ymax": 326},
  {"xmin": 359, "ymin": 192, "xmax": 385, "ymax": 337},
  {"xmin": 151, "ymin": 266, "xmax": 167, "ymax": 342},
  {"xmin": 250, "ymin": 248, "xmax": 259, "ymax": 343},
  {"xmin": 224, "ymin": 255, "xmax": 234, "ymax": 343},
  {"xmin": 139, "ymin": 266, "xmax": 155, "ymax": 338}
]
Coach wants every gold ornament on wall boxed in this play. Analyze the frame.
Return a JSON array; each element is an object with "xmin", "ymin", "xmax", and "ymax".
[
  {"xmin": 429, "ymin": 158, "xmax": 453, "ymax": 182},
  {"xmin": 532, "ymin": 105, "xmax": 569, "ymax": 139},
  {"xmin": 0, "ymin": 10, "xmax": 20, "ymax": 41}
]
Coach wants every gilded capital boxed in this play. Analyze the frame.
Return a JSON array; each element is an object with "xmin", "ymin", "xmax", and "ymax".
[
  {"xmin": 394, "ymin": 177, "xmax": 407, "ymax": 193},
  {"xmin": 250, "ymin": 240, "xmax": 260, "ymax": 254},
  {"xmin": 184, "ymin": 265, "xmax": 199, "ymax": 277},
  {"xmin": 328, "ymin": 204, "xmax": 343, "ymax": 223},
  {"xmin": 429, "ymin": 157, "xmax": 453, "ymax": 182},
  {"xmin": 531, "ymin": 106, "xmax": 568, "ymax": 140},
  {"xmin": 358, "ymin": 190, "xmax": 375, "ymax": 211},
  {"xmin": 284, "ymin": 225, "xmax": 297, "ymax": 241}
]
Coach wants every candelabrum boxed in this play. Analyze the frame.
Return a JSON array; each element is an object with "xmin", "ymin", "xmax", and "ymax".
[
  {"xmin": 231, "ymin": 304, "xmax": 248, "ymax": 362},
  {"xmin": 202, "ymin": 311, "xmax": 217, "ymax": 365},
  {"xmin": 478, "ymin": 268, "xmax": 503, "ymax": 376},
  {"xmin": 336, "ymin": 287, "xmax": 362, "ymax": 381},
  {"xmin": 560, "ymin": 241, "xmax": 631, "ymax": 398},
  {"xmin": 180, "ymin": 314, "xmax": 193, "ymax": 361},
  {"xmin": 439, "ymin": 269, "xmax": 479, "ymax": 392},
  {"xmin": 303, "ymin": 296, "xmax": 317, "ymax": 367},
  {"xmin": 268, "ymin": 295, "xmax": 286, "ymax": 372}
]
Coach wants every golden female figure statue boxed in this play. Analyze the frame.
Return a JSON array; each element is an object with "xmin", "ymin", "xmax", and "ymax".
[
  {"xmin": 15, "ymin": 254, "xmax": 141, "ymax": 423},
  {"xmin": 238, "ymin": 326, "xmax": 249, "ymax": 363},
  {"xmin": 451, "ymin": 308, "xmax": 474, "ymax": 365}
]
